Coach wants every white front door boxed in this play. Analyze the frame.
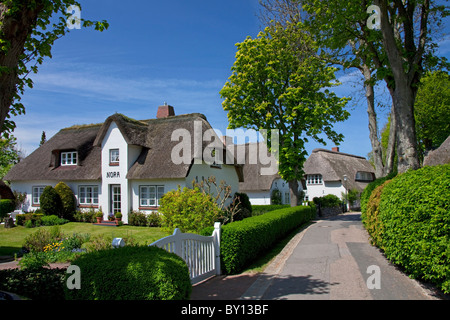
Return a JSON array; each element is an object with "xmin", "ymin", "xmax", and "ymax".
[{"xmin": 110, "ymin": 184, "xmax": 121, "ymax": 214}]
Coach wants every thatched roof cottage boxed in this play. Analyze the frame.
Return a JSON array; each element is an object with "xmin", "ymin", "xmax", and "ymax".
[
  {"xmin": 303, "ymin": 147, "xmax": 375, "ymax": 204},
  {"xmin": 234, "ymin": 142, "xmax": 304, "ymax": 205},
  {"xmin": 4, "ymin": 105, "xmax": 243, "ymax": 223}
]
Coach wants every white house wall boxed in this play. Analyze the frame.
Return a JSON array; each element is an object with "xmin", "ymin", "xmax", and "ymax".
[
  {"xmin": 305, "ymin": 181, "xmax": 346, "ymax": 201},
  {"xmin": 9, "ymin": 180, "xmax": 102, "ymax": 213},
  {"xmin": 245, "ymin": 178, "xmax": 303, "ymax": 205},
  {"xmin": 100, "ymin": 121, "xmax": 131, "ymax": 222},
  {"xmin": 130, "ymin": 178, "xmax": 186, "ymax": 214},
  {"xmin": 186, "ymin": 162, "xmax": 240, "ymax": 208}
]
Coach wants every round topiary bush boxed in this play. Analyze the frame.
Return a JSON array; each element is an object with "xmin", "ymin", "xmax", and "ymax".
[
  {"xmin": 64, "ymin": 246, "xmax": 191, "ymax": 300},
  {"xmin": 54, "ymin": 182, "xmax": 76, "ymax": 220},
  {"xmin": 377, "ymin": 164, "xmax": 450, "ymax": 293},
  {"xmin": 39, "ymin": 186, "xmax": 63, "ymax": 217}
]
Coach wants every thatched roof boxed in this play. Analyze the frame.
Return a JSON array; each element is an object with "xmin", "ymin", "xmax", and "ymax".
[
  {"xmin": 423, "ymin": 135, "xmax": 450, "ymax": 167},
  {"xmin": 126, "ymin": 113, "xmax": 243, "ymax": 181},
  {"xmin": 5, "ymin": 125, "xmax": 101, "ymax": 181},
  {"xmin": 4, "ymin": 112, "xmax": 244, "ymax": 182},
  {"xmin": 238, "ymin": 143, "xmax": 281, "ymax": 192},
  {"xmin": 303, "ymin": 148, "xmax": 375, "ymax": 192}
]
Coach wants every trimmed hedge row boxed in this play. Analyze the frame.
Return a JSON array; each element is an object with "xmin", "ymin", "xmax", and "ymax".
[
  {"xmin": 361, "ymin": 164, "xmax": 450, "ymax": 293},
  {"xmin": 203, "ymin": 205, "xmax": 316, "ymax": 274},
  {"xmin": 65, "ymin": 246, "xmax": 191, "ymax": 300},
  {"xmin": 360, "ymin": 172, "xmax": 397, "ymax": 215}
]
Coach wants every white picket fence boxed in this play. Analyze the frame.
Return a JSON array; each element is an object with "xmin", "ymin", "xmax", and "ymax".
[{"xmin": 150, "ymin": 222, "xmax": 221, "ymax": 285}]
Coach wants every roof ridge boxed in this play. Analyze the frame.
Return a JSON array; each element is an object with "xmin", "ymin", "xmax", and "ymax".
[{"xmin": 312, "ymin": 148, "xmax": 366, "ymax": 160}]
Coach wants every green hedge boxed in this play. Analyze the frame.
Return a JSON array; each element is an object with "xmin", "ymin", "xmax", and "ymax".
[
  {"xmin": 360, "ymin": 172, "xmax": 397, "ymax": 215},
  {"xmin": 362, "ymin": 164, "xmax": 450, "ymax": 293},
  {"xmin": 251, "ymin": 204, "xmax": 290, "ymax": 216},
  {"xmin": 65, "ymin": 246, "xmax": 191, "ymax": 300},
  {"xmin": 0, "ymin": 267, "xmax": 66, "ymax": 300},
  {"xmin": 204, "ymin": 205, "xmax": 315, "ymax": 274}
]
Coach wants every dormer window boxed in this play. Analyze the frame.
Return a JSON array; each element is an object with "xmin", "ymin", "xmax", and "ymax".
[
  {"xmin": 61, "ymin": 151, "xmax": 77, "ymax": 166},
  {"xmin": 110, "ymin": 149, "xmax": 119, "ymax": 166},
  {"xmin": 355, "ymin": 171, "xmax": 374, "ymax": 182},
  {"xmin": 307, "ymin": 174, "xmax": 322, "ymax": 184}
]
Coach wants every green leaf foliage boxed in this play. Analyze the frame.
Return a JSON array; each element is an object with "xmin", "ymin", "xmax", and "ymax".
[
  {"xmin": 362, "ymin": 164, "xmax": 450, "ymax": 293},
  {"xmin": 65, "ymin": 246, "xmax": 191, "ymax": 300},
  {"xmin": 220, "ymin": 22, "xmax": 350, "ymax": 183},
  {"xmin": 54, "ymin": 181, "xmax": 76, "ymax": 220},
  {"xmin": 39, "ymin": 186, "xmax": 63, "ymax": 217},
  {"xmin": 159, "ymin": 186, "xmax": 221, "ymax": 234}
]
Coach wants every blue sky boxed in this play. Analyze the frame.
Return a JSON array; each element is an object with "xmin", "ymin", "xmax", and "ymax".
[{"xmin": 13, "ymin": 0, "xmax": 450, "ymax": 160}]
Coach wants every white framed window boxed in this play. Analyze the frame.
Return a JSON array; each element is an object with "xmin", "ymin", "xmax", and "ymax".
[
  {"xmin": 284, "ymin": 192, "xmax": 290, "ymax": 205},
  {"xmin": 307, "ymin": 174, "xmax": 322, "ymax": 184},
  {"xmin": 139, "ymin": 185, "xmax": 165, "ymax": 207},
  {"xmin": 78, "ymin": 186, "xmax": 99, "ymax": 205},
  {"xmin": 110, "ymin": 149, "xmax": 119, "ymax": 165},
  {"xmin": 32, "ymin": 186, "xmax": 46, "ymax": 205},
  {"xmin": 61, "ymin": 151, "xmax": 77, "ymax": 166}
]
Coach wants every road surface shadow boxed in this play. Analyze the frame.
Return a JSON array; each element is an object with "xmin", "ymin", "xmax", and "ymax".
[{"xmin": 262, "ymin": 274, "xmax": 339, "ymax": 300}]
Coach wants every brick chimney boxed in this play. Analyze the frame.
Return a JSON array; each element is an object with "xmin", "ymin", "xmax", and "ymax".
[
  {"xmin": 332, "ymin": 147, "xmax": 340, "ymax": 152},
  {"xmin": 156, "ymin": 103, "xmax": 175, "ymax": 119}
]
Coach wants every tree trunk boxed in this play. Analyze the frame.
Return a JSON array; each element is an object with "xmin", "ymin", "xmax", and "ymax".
[
  {"xmin": 392, "ymin": 81, "xmax": 420, "ymax": 172},
  {"xmin": 376, "ymin": 0, "xmax": 420, "ymax": 173},
  {"xmin": 289, "ymin": 179, "xmax": 299, "ymax": 207},
  {"xmin": 363, "ymin": 65, "xmax": 384, "ymax": 178},
  {"xmin": 0, "ymin": 2, "xmax": 43, "ymax": 134}
]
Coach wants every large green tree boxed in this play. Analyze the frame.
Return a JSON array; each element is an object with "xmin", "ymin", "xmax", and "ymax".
[
  {"xmin": 302, "ymin": 0, "xmax": 448, "ymax": 173},
  {"xmin": 0, "ymin": 0, "xmax": 108, "ymax": 137},
  {"xmin": 259, "ymin": 0, "xmax": 449, "ymax": 175},
  {"xmin": 414, "ymin": 70, "xmax": 450, "ymax": 163},
  {"xmin": 220, "ymin": 23, "xmax": 349, "ymax": 206}
]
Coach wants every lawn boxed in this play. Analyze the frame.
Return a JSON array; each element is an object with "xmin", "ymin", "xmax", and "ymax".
[{"xmin": 0, "ymin": 222, "xmax": 169, "ymax": 256}]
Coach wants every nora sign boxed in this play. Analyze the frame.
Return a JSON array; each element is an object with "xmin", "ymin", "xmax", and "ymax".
[{"xmin": 106, "ymin": 171, "xmax": 120, "ymax": 178}]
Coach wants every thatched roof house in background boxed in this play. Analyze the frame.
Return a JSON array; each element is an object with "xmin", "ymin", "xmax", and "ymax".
[
  {"xmin": 4, "ymin": 105, "xmax": 243, "ymax": 223},
  {"xmin": 236, "ymin": 142, "xmax": 304, "ymax": 205},
  {"xmin": 303, "ymin": 147, "xmax": 375, "ymax": 203},
  {"xmin": 423, "ymin": 135, "xmax": 450, "ymax": 167}
]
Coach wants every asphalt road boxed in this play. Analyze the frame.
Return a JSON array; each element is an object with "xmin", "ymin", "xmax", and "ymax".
[{"xmin": 241, "ymin": 212, "xmax": 439, "ymax": 300}]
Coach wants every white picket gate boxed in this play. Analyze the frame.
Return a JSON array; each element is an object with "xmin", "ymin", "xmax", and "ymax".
[{"xmin": 150, "ymin": 222, "xmax": 221, "ymax": 284}]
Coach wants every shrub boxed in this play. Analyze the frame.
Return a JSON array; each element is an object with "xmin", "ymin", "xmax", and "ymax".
[
  {"xmin": 316, "ymin": 194, "xmax": 342, "ymax": 208},
  {"xmin": 128, "ymin": 210, "xmax": 147, "ymax": 226},
  {"xmin": 16, "ymin": 213, "xmax": 43, "ymax": 227},
  {"xmin": 73, "ymin": 209, "xmax": 96, "ymax": 223},
  {"xmin": 0, "ymin": 199, "xmax": 15, "ymax": 221},
  {"xmin": 203, "ymin": 205, "xmax": 315, "ymax": 274},
  {"xmin": 159, "ymin": 186, "xmax": 221, "ymax": 233},
  {"xmin": 147, "ymin": 212, "xmax": 162, "ymax": 227},
  {"xmin": 270, "ymin": 189, "xmax": 282, "ymax": 204},
  {"xmin": 41, "ymin": 215, "xmax": 69, "ymax": 226},
  {"xmin": 54, "ymin": 182, "xmax": 76, "ymax": 220},
  {"xmin": 0, "ymin": 267, "xmax": 66, "ymax": 300},
  {"xmin": 228, "ymin": 192, "xmax": 252, "ymax": 222},
  {"xmin": 23, "ymin": 226, "xmax": 64, "ymax": 252},
  {"xmin": 361, "ymin": 181, "xmax": 392, "ymax": 247},
  {"xmin": 376, "ymin": 164, "xmax": 450, "ymax": 293},
  {"xmin": 65, "ymin": 246, "xmax": 191, "ymax": 300},
  {"xmin": 39, "ymin": 186, "xmax": 63, "ymax": 216},
  {"xmin": 360, "ymin": 172, "xmax": 397, "ymax": 215}
]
